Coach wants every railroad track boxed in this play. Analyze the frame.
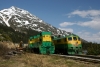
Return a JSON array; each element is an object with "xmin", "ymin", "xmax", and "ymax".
[
  {"xmin": 51, "ymin": 54, "xmax": 100, "ymax": 63},
  {"xmin": 74, "ymin": 55, "xmax": 100, "ymax": 59}
]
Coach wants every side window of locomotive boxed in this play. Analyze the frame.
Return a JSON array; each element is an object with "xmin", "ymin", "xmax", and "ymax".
[
  {"xmin": 68, "ymin": 37, "xmax": 72, "ymax": 41},
  {"xmin": 73, "ymin": 37, "xmax": 77, "ymax": 40},
  {"xmin": 64, "ymin": 38, "xmax": 67, "ymax": 42},
  {"xmin": 57, "ymin": 39, "xmax": 61, "ymax": 42},
  {"xmin": 78, "ymin": 37, "xmax": 81, "ymax": 41}
]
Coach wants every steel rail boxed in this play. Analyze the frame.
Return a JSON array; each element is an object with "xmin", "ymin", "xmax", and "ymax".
[{"xmin": 51, "ymin": 54, "xmax": 100, "ymax": 63}]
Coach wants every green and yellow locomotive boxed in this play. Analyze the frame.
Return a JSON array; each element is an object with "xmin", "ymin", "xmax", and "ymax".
[
  {"xmin": 53, "ymin": 34, "xmax": 82, "ymax": 55},
  {"xmin": 28, "ymin": 32, "xmax": 55, "ymax": 54}
]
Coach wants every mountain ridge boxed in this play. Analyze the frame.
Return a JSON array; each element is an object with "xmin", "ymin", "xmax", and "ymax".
[{"xmin": 0, "ymin": 6, "xmax": 71, "ymax": 36}]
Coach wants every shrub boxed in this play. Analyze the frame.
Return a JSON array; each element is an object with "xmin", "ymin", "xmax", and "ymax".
[{"xmin": 0, "ymin": 43, "xmax": 10, "ymax": 56}]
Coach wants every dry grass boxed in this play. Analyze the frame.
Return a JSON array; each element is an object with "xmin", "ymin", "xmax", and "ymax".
[
  {"xmin": 0, "ymin": 53, "xmax": 100, "ymax": 67},
  {"xmin": 0, "ymin": 43, "xmax": 10, "ymax": 56}
]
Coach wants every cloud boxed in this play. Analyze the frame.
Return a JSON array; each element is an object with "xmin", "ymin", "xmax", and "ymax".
[
  {"xmin": 68, "ymin": 10, "xmax": 100, "ymax": 18},
  {"xmin": 60, "ymin": 18, "xmax": 100, "ymax": 30},
  {"xmin": 59, "ymin": 27, "xmax": 73, "ymax": 33},
  {"xmin": 59, "ymin": 22, "xmax": 75, "ymax": 27},
  {"xmin": 66, "ymin": 10, "xmax": 100, "ymax": 30},
  {"xmin": 77, "ymin": 31, "xmax": 100, "ymax": 43},
  {"xmin": 77, "ymin": 18, "xmax": 100, "ymax": 29}
]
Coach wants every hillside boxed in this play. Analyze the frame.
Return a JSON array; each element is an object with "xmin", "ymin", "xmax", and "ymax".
[
  {"xmin": 0, "ymin": 23, "xmax": 39, "ymax": 43},
  {"xmin": 0, "ymin": 6, "xmax": 71, "ymax": 36}
]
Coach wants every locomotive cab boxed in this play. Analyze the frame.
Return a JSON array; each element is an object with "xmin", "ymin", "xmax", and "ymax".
[
  {"xmin": 53, "ymin": 34, "xmax": 82, "ymax": 55},
  {"xmin": 67, "ymin": 36, "xmax": 82, "ymax": 55}
]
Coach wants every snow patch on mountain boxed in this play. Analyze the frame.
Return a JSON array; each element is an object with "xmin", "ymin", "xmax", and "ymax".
[{"xmin": 0, "ymin": 6, "xmax": 72, "ymax": 36}]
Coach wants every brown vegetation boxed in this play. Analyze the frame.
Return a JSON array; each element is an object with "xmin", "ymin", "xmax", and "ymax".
[
  {"xmin": 0, "ymin": 42, "xmax": 100, "ymax": 67},
  {"xmin": 0, "ymin": 41, "xmax": 16, "ymax": 56},
  {"xmin": 0, "ymin": 43, "xmax": 9, "ymax": 56},
  {"xmin": 0, "ymin": 53, "xmax": 100, "ymax": 67}
]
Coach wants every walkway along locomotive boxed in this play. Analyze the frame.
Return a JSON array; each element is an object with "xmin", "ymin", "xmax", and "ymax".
[
  {"xmin": 53, "ymin": 34, "xmax": 82, "ymax": 55},
  {"xmin": 28, "ymin": 32, "xmax": 55, "ymax": 54}
]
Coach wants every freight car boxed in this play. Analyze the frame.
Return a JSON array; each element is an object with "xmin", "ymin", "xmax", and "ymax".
[
  {"xmin": 53, "ymin": 34, "xmax": 82, "ymax": 55},
  {"xmin": 28, "ymin": 32, "xmax": 55, "ymax": 54}
]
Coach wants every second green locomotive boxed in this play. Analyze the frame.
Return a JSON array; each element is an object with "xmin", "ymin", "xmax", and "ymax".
[
  {"xmin": 28, "ymin": 32, "xmax": 55, "ymax": 54},
  {"xmin": 53, "ymin": 34, "xmax": 82, "ymax": 55}
]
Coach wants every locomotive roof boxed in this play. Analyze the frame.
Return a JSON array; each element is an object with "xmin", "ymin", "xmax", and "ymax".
[
  {"xmin": 29, "ymin": 31, "xmax": 51, "ymax": 39},
  {"xmin": 53, "ymin": 34, "xmax": 80, "ymax": 40},
  {"xmin": 40, "ymin": 31, "xmax": 51, "ymax": 35}
]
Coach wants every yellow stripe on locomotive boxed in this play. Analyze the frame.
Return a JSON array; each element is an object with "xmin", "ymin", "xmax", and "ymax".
[
  {"xmin": 42, "ymin": 35, "xmax": 52, "ymax": 41},
  {"xmin": 28, "ymin": 32, "xmax": 55, "ymax": 54},
  {"xmin": 67, "ymin": 36, "xmax": 81, "ymax": 46}
]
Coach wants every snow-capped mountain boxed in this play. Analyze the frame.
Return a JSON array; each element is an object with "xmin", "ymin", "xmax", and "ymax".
[{"xmin": 0, "ymin": 6, "xmax": 71, "ymax": 36}]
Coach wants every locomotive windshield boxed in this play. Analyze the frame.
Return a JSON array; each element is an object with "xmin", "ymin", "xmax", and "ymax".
[
  {"xmin": 73, "ymin": 37, "xmax": 77, "ymax": 40},
  {"xmin": 68, "ymin": 37, "xmax": 72, "ymax": 41}
]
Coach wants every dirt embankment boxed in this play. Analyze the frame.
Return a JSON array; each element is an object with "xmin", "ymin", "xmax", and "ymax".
[
  {"xmin": 0, "ymin": 41, "xmax": 16, "ymax": 49},
  {"xmin": 0, "ymin": 41, "xmax": 28, "ymax": 56},
  {"xmin": 0, "ymin": 41, "xmax": 16, "ymax": 56}
]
